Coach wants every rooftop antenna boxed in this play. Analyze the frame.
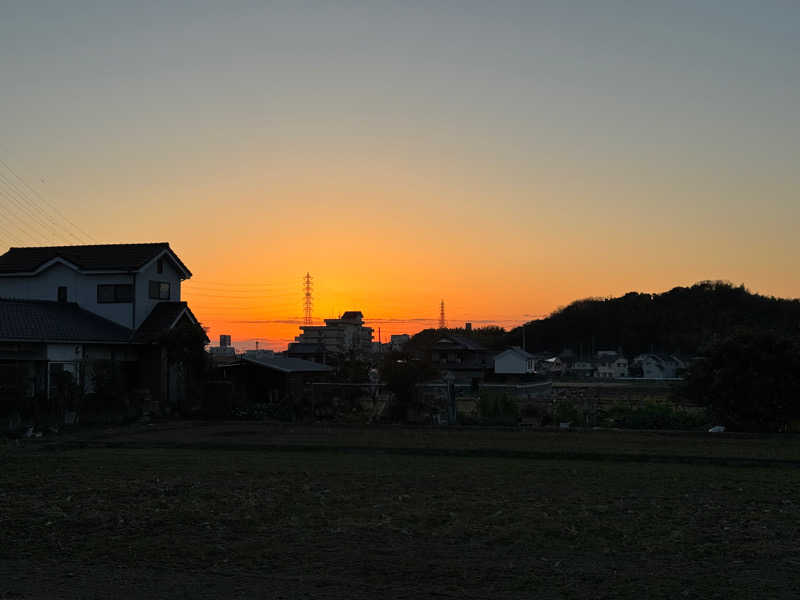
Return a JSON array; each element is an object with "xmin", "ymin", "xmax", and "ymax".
[
  {"xmin": 439, "ymin": 299, "xmax": 446, "ymax": 329},
  {"xmin": 303, "ymin": 272, "xmax": 313, "ymax": 326}
]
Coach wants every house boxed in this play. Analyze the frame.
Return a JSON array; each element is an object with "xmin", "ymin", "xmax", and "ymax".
[
  {"xmin": 430, "ymin": 335, "xmax": 492, "ymax": 382},
  {"xmin": 539, "ymin": 356, "xmax": 566, "ymax": 376},
  {"xmin": 389, "ymin": 334, "xmax": 410, "ymax": 352},
  {"xmin": 0, "ymin": 243, "xmax": 206, "ymax": 419},
  {"xmin": 570, "ymin": 360, "xmax": 595, "ymax": 377},
  {"xmin": 632, "ymin": 354, "xmax": 686, "ymax": 379},
  {"xmin": 594, "ymin": 352, "xmax": 629, "ymax": 379},
  {"xmin": 294, "ymin": 310, "xmax": 373, "ymax": 354},
  {"xmin": 494, "ymin": 347, "xmax": 536, "ymax": 375}
]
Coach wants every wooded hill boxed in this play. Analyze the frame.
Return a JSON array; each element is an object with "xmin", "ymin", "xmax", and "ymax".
[{"xmin": 513, "ymin": 281, "xmax": 800, "ymax": 357}]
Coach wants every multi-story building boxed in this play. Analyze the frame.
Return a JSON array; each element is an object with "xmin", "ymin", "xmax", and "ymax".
[{"xmin": 292, "ymin": 311, "xmax": 373, "ymax": 354}]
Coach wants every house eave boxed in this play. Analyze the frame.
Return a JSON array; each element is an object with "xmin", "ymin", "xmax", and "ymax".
[{"xmin": 138, "ymin": 248, "xmax": 193, "ymax": 280}]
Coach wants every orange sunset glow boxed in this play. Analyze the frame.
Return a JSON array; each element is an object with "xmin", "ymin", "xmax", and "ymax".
[{"xmin": 3, "ymin": 2, "xmax": 800, "ymax": 350}]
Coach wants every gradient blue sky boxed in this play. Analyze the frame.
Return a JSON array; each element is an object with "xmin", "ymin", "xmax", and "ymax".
[{"xmin": 2, "ymin": 1, "xmax": 799, "ymax": 347}]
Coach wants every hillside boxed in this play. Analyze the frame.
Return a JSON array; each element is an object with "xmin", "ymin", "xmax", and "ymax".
[{"xmin": 513, "ymin": 281, "xmax": 800, "ymax": 357}]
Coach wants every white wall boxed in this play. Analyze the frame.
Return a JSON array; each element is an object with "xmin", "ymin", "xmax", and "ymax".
[
  {"xmin": 133, "ymin": 255, "xmax": 183, "ymax": 328},
  {"xmin": 0, "ymin": 252, "xmax": 185, "ymax": 330},
  {"xmin": 495, "ymin": 352, "xmax": 527, "ymax": 374},
  {"xmin": 0, "ymin": 263, "xmax": 135, "ymax": 328}
]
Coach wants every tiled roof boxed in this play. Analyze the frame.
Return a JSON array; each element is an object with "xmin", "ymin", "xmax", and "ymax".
[
  {"xmin": 0, "ymin": 243, "xmax": 191, "ymax": 276},
  {"xmin": 244, "ymin": 356, "xmax": 333, "ymax": 373},
  {"xmin": 133, "ymin": 302, "xmax": 204, "ymax": 343},
  {"xmin": 434, "ymin": 335, "xmax": 487, "ymax": 352},
  {"xmin": 0, "ymin": 299, "xmax": 132, "ymax": 343}
]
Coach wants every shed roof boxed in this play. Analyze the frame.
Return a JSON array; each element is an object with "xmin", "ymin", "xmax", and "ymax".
[{"xmin": 243, "ymin": 356, "xmax": 333, "ymax": 373}]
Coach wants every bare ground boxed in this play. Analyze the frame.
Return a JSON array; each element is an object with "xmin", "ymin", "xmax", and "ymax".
[{"xmin": 2, "ymin": 422, "xmax": 800, "ymax": 599}]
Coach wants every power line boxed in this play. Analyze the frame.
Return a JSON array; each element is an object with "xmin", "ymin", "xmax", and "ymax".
[
  {"xmin": 0, "ymin": 169, "xmax": 80, "ymax": 243},
  {"xmin": 0, "ymin": 218, "xmax": 28, "ymax": 246},
  {"xmin": 183, "ymin": 281, "xmax": 296, "ymax": 290},
  {"xmin": 0, "ymin": 188, "xmax": 52, "ymax": 243},
  {"xmin": 0, "ymin": 181, "xmax": 68, "ymax": 243},
  {"xmin": 0, "ymin": 155, "xmax": 96, "ymax": 243}
]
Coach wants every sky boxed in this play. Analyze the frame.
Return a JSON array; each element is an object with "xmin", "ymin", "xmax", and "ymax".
[{"xmin": 2, "ymin": 1, "xmax": 799, "ymax": 349}]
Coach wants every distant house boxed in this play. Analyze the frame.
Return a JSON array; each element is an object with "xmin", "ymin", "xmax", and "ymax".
[
  {"xmin": 594, "ymin": 352, "xmax": 629, "ymax": 379},
  {"xmin": 389, "ymin": 334, "xmax": 410, "ymax": 352},
  {"xmin": 431, "ymin": 335, "xmax": 492, "ymax": 382},
  {"xmin": 539, "ymin": 356, "xmax": 566, "ymax": 375},
  {"xmin": 570, "ymin": 360, "xmax": 595, "ymax": 378},
  {"xmin": 494, "ymin": 347, "xmax": 536, "ymax": 375},
  {"xmin": 632, "ymin": 354, "xmax": 686, "ymax": 379},
  {"xmin": 0, "ymin": 243, "xmax": 206, "ymax": 416}
]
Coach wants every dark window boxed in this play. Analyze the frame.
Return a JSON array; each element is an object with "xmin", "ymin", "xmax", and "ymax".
[
  {"xmin": 115, "ymin": 284, "xmax": 133, "ymax": 302},
  {"xmin": 149, "ymin": 280, "xmax": 170, "ymax": 300},
  {"xmin": 57, "ymin": 286, "xmax": 67, "ymax": 303},
  {"xmin": 157, "ymin": 258, "xmax": 163, "ymax": 274},
  {"xmin": 97, "ymin": 284, "xmax": 133, "ymax": 303}
]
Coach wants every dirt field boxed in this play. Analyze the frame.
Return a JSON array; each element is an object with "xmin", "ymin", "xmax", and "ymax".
[{"xmin": 2, "ymin": 423, "xmax": 800, "ymax": 599}]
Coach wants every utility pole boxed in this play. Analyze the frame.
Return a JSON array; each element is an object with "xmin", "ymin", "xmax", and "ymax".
[{"xmin": 439, "ymin": 300, "xmax": 446, "ymax": 329}]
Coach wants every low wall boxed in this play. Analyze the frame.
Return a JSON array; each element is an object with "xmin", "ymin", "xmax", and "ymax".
[{"xmin": 552, "ymin": 380, "xmax": 684, "ymax": 410}]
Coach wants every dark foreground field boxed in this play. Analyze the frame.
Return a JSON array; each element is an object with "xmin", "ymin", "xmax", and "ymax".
[{"xmin": 2, "ymin": 425, "xmax": 800, "ymax": 599}]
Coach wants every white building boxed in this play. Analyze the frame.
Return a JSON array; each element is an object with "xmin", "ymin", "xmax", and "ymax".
[
  {"xmin": 209, "ymin": 334, "xmax": 236, "ymax": 361},
  {"xmin": 494, "ymin": 347, "xmax": 536, "ymax": 374},
  {"xmin": 294, "ymin": 311, "xmax": 373, "ymax": 354}
]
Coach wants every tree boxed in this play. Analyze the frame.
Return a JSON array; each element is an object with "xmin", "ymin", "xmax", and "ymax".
[
  {"xmin": 380, "ymin": 351, "xmax": 438, "ymax": 421},
  {"xmin": 686, "ymin": 332, "xmax": 800, "ymax": 432}
]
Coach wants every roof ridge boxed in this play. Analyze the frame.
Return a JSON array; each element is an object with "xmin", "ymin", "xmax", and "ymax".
[{"xmin": 8, "ymin": 242, "xmax": 169, "ymax": 250}]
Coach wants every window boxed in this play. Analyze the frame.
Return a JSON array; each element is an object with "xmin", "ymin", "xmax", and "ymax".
[
  {"xmin": 149, "ymin": 280, "xmax": 170, "ymax": 300},
  {"xmin": 97, "ymin": 284, "xmax": 133, "ymax": 303},
  {"xmin": 57, "ymin": 286, "xmax": 67, "ymax": 303}
]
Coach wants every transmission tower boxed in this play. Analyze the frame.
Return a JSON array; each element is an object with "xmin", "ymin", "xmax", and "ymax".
[
  {"xmin": 439, "ymin": 299, "xmax": 446, "ymax": 329},
  {"xmin": 303, "ymin": 272, "xmax": 313, "ymax": 326}
]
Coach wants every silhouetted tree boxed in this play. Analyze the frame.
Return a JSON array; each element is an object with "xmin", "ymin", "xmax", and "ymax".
[
  {"xmin": 686, "ymin": 332, "xmax": 800, "ymax": 432},
  {"xmin": 380, "ymin": 351, "xmax": 438, "ymax": 421}
]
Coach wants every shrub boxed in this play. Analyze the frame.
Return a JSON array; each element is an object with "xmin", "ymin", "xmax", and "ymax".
[
  {"xmin": 601, "ymin": 401, "xmax": 708, "ymax": 430},
  {"xmin": 477, "ymin": 391, "xmax": 519, "ymax": 424}
]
